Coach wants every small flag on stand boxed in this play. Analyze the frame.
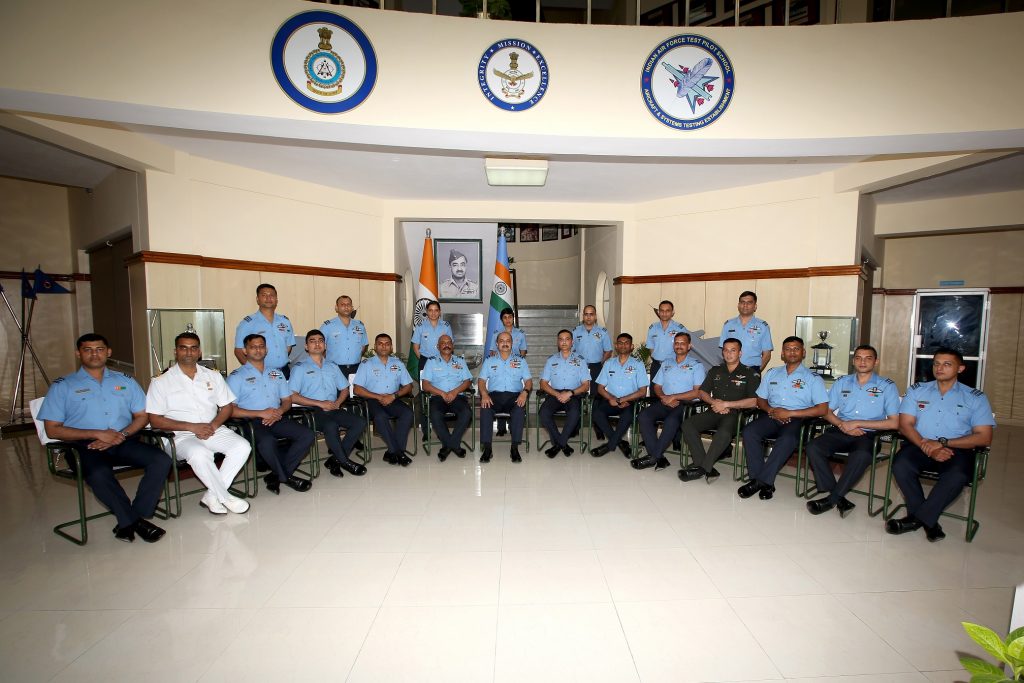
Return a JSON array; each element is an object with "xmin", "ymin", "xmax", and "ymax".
[
  {"xmin": 32, "ymin": 268, "xmax": 70, "ymax": 295},
  {"xmin": 406, "ymin": 233, "xmax": 439, "ymax": 380},
  {"xmin": 483, "ymin": 232, "xmax": 513, "ymax": 358}
]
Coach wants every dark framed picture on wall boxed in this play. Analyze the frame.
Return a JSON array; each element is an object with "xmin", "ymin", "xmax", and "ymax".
[
  {"xmin": 520, "ymin": 226, "xmax": 539, "ymax": 242},
  {"xmin": 542, "ymin": 226, "xmax": 559, "ymax": 241},
  {"xmin": 560, "ymin": 226, "xmax": 572, "ymax": 239},
  {"xmin": 435, "ymin": 238, "xmax": 483, "ymax": 303},
  {"xmin": 500, "ymin": 224, "xmax": 516, "ymax": 242}
]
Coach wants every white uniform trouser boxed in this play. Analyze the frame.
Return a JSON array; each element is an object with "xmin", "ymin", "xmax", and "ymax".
[{"xmin": 173, "ymin": 427, "xmax": 250, "ymax": 503}]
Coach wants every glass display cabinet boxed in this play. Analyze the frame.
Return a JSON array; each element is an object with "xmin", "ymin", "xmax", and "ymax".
[
  {"xmin": 795, "ymin": 316, "xmax": 858, "ymax": 381},
  {"xmin": 147, "ymin": 309, "xmax": 227, "ymax": 378}
]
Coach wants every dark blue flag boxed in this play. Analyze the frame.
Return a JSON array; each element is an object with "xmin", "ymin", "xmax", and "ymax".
[
  {"xmin": 21, "ymin": 270, "xmax": 36, "ymax": 300},
  {"xmin": 32, "ymin": 268, "xmax": 70, "ymax": 295}
]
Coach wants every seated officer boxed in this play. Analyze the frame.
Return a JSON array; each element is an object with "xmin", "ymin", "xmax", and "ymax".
[
  {"xmin": 412, "ymin": 300, "xmax": 453, "ymax": 363},
  {"xmin": 589, "ymin": 333, "xmax": 648, "ymax": 458},
  {"xmin": 538, "ymin": 329, "xmax": 590, "ymax": 458},
  {"xmin": 678, "ymin": 338, "xmax": 760, "ymax": 484},
  {"xmin": 39, "ymin": 333, "xmax": 169, "ymax": 542},
  {"xmin": 289, "ymin": 330, "xmax": 367, "ymax": 477},
  {"xmin": 353, "ymin": 333, "xmax": 415, "ymax": 466},
  {"xmin": 806, "ymin": 345, "xmax": 899, "ymax": 518},
  {"xmin": 738, "ymin": 336, "xmax": 828, "ymax": 501},
  {"xmin": 489, "ymin": 307, "xmax": 528, "ymax": 436},
  {"xmin": 887, "ymin": 347, "xmax": 995, "ymax": 542},
  {"xmin": 421, "ymin": 334, "xmax": 473, "ymax": 462},
  {"xmin": 228, "ymin": 334, "xmax": 314, "ymax": 494},
  {"xmin": 635, "ymin": 332, "xmax": 705, "ymax": 471},
  {"xmin": 147, "ymin": 331, "xmax": 251, "ymax": 515},
  {"xmin": 478, "ymin": 331, "xmax": 532, "ymax": 463}
]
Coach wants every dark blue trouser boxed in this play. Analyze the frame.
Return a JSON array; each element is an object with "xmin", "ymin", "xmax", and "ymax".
[
  {"xmin": 365, "ymin": 399, "xmax": 414, "ymax": 454},
  {"xmin": 249, "ymin": 417, "xmax": 314, "ymax": 481},
  {"xmin": 481, "ymin": 392, "xmax": 525, "ymax": 444},
  {"xmin": 638, "ymin": 401, "xmax": 686, "ymax": 458},
  {"xmin": 69, "ymin": 438, "xmax": 171, "ymax": 529},
  {"xmin": 309, "ymin": 406, "xmax": 365, "ymax": 461},
  {"xmin": 741, "ymin": 415, "xmax": 807, "ymax": 487},
  {"xmin": 428, "ymin": 395, "xmax": 472, "ymax": 450},
  {"xmin": 892, "ymin": 444, "xmax": 974, "ymax": 527},
  {"xmin": 592, "ymin": 400, "xmax": 637, "ymax": 447},
  {"xmin": 807, "ymin": 428, "xmax": 875, "ymax": 501},
  {"xmin": 539, "ymin": 395, "xmax": 582, "ymax": 448}
]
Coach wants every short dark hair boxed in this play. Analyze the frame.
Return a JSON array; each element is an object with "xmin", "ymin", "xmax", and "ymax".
[
  {"xmin": 658, "ymin": 300, "xmax": 673, "ymax": 309},
  {"xmin": 174, "ymin": 332, "xmax": 200, "ymax": 346},
  {"xmin": 500, "ymin": 307, "xmax": 515, "ymax": 318},
  {"xmin": 722, "ymin": 337, "xmax": 743, "ymax": 350},
  {"xmin": 674, "ymin": 331, "xmax": 691, "ymax": 342},
  {"xmin": 617, "ymin": 332, "xmax": 633, "ymax": 343},
  {"xmin": 557, "ymin": 329, "xmax": 573, "ymax": 338},
  {"xmin": 336, "ymin": 294, "xmax": 352, "ymax": 305},
  {"xmin": 375, "ymin": 333, "xmax": 393, "ymax": 344},
  {"xmin": 425, "ymin": 300, "xmax": 440, "ymax": 311},
  {"xmin": 305, "ymin": 329, "xmax": 325, "ymax": 343},
  {"xmin": 582, "ymin": 304, "xmax": 596, "ymax": 315},
  {"xmin": 739, "ymin": 291, "xmax": 757, "ymax": 302},
  {"xmin": 782, "ymin": 335, "xmax": 804, "ymax": 347},
  {"xmin": 853, "ymin": 344, "xmax": 877, "ymax": 358},
  {"xmin": 76, "ymin": 333, "xmax": 109, "ymax": 349},
  {"xmin": 242, "ymin": 333, "xmax": 266, "ymax": 347},
  {"xmin": 448, "ymin": 249, "xmax": 467, "ymax": 264},
  {"xmin": 256, "ymin": 283, "xmax": 276, "ymax": 295},
  {"xmin": 933, "ymin": 347, "xmax": 965, "ymax": 365}
]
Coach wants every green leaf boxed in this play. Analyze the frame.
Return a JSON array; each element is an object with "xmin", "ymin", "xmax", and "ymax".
[
  {"xmin": 960, "ymin": 655, "xmax": 1005, "ymax": 676},
  {"xmin": 964, "ymin": 622, "xmax": 1009, "ymax": 662},
  {"xmin": 967, "ymin": 674, "xmax": 1009, "ymax": 683},
  {"xmin": 1006, "ymin": 636, "xmax": 1024, "ymax": 669},
  {"xmin": 1006, "ymin": 627, "xmax": 1024, "ymax": 645}
]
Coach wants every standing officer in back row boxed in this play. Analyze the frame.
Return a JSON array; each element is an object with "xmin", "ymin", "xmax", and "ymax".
[
  {"xmin": 720, "ymin": 291, "xmax": 773, "ymax": 371},
  {"xmin": 234, "ymin": 283, "xmax": 294, "ymax": 377},
  {"xmin": 645, "ymin": 300, "xmax": 689, "ymax": 385},
  {"xmin": 320, "ymin": 294, "xmax": 368, "ymax": 379},
  {"xmin": 572, "ymin": 305, "xmax": 612, "ymax": 440}
]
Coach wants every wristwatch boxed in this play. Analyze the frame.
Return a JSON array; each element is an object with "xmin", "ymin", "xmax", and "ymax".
[
  {"xmin": 938, "ymin": 437, "xmax": 948, "ymax": 447},
  {"xmin": 119, "ymin": 430, "xmax": 130, "ymax": 439}
]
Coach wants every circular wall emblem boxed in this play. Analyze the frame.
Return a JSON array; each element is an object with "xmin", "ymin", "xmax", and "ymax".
[
  {"xmin": 478, "ymin": 39, "xmax": 549, "ymax": 111},
  {"xmin": 640, "ymin": 34, "xmax": 734, "ymax": 130},
  {"xmin": 270, "ymin": 11, "xmax": 377, "ymax": 114}
]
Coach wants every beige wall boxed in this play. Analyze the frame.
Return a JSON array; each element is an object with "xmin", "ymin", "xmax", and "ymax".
[
  {"xmin": 882, "ymin": 230, "xmax": 1024, "ymax": 290},
  {"xmin": 508, "ymin": 231, "xmax": 581, "ymax": 306},
  {"xmin": 875, "ymin": 191, "xmax": 1024, "ymax": 238},
  {"xmin": 67, "ymin": 168, "xmax": 140, "ymax": 252},
  {"xmin": 582, "ymin": 225, "xmax": 621, "ymax": 332}
]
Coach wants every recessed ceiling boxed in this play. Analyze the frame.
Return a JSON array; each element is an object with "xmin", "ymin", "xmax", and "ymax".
[{"xmin": 0, "ymin": 126, "xmax": 117, "ymax": 189}]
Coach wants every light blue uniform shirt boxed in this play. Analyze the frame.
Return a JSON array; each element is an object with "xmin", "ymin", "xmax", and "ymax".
[
  {"xmin": 320, "ymin": 317, "xmax": 368, "ymax": 366},
  {"xmin": 354, "ymin": 355, "xmax": 414, "ymax": 395},
  {"xmin": 38, "ymin": 367, "xmax": 145, "ymax": 430},
  {"xmin": 756, "ymin": 365, "xmax": 828, "ymax": 410},
  {"xmin": 899, "ymin": 380, "xmax": 995, "ymax": 440},
  {"xmin": 829, "ymin": 372, "xmax": 900, "ymax": 424},
  {"xmin": 489, "ymin": 326, "xmax": 528, "ymax": 357},
  {"xmin": 288, "ymin": 358, "xmax": 349, "ymax": 402},
  {"xmin": 653, "ymin": 354, "xmax": 707, "ymax": 394},
  {"xmin": 234, "ymin": 311, "xmax": 294, "ymax": 370},
  {"xmin": 421, "ymin": 355, "xmax": 473, "ymax": 393},
  {"xmin": 413, "ymin": 320, "xmax": 454, "ymax": 359},
  {"xmin": 645, "ymin": 320, "xmax": 689, "ymax": 362},
  {"xmin": 720, "ymin": 316, "xmax": 773, "ymax": 368},
  {"xmin": 571, "ymin": 324, "xmax": 612, "ymax": 364},
  {"xmin": 596, "ymin": 356, "xmax": 648, "ymax": 398},
  {"xmin": 227, "ymin": 363, "xmax": 290, "ymax": 410},
  {"xmin": 540, "ymin": 352, "xmax": 590, "ymax": 390},
  {"xmin": 478, "ymin": 353, "xmax": 531, "ymax": 393}
]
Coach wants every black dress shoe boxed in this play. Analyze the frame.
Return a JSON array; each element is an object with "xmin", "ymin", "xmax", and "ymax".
[
  {"xmin": 737, "ymin": 481, "xmax": 761, "ymax": 499},
  {"xmin": 705, "ymin": 467, "xmax": 721, "ymax": 484},
  {"xmin": 758, "ymin": 485, "xmax": 775, "ymax": 500},
  {"xmin": 678, "ymin": 466, "xmax": 705, "ymax": 482},
  {"xmin": 807, "ymin": 497, "xmax": 835, "ymax": 515},
  {"xmin": 438, "ymin": 447, "xmax": 450, "ymax": 462},
  {"xmin": 631, "ymin": 456, "xmax": 656, "ymax": 470},
  {"xmin": 510, "ymin": 446, "xmax": 522, "ymax": 463},
  {"xmin": 324, "ymin": 455, "xmax": 340, "ymax": 469},
  {"xmin": 562, "ymin": 446, "xmax": 574, "ymax": 457},
  {"xmin": 134, "ymin": 519, "xmax": 166, "ymax": 543},
  {"xmin": 327, "ymin": 463, "xmax": 345, "ymax": 478},
  {"xmin": 455, "ymin": 448, "xmax": 467, "ymax": 458},
  {"xmin": 590, "ymin": 444, "xmax": 610, "ymax": 457},
  {"xmin": 480, "ymin": 446, "xmax": 493, "ymax": 463},
  {"xmin": 885, "ymin": 515, "xmax": 923, "ymax": 535},
  {"xmin": 924, "ymin": 523, "xmax": 946, "ymax": 542},
  {"xmin": 338, "ymin": 460, "xmax": 367, "ymax": 476},
  {"xmin": 284, "ymin": 475, "xmax": 312, "ymax": 492},
  {"xmin": 382, "ymin": 452, "xmax": 397, "ymax": 465},
  {"xmin": 264, "ymin": 473, "xmax": 281, "ymax": 495},
  {"xmin": 618, "ymin": 440, "xmax": 632, "ymax": 458},
  {"xmin": 545, "ymin": 445, "xmax": 561, "ymax": 458},
  {"xmin": 396, "ymin": 452, "xmax": 412, "ymax": 467},
  {"xmin": 655, "ymin": 456, "xmax": 670, "ymax": 471},
  {"xmin": 112, "ymin": 523, "xmax": 135, "ymax": 542},
  {"xmin": 836, "ymin": 497, "xmax": 856, "ymax": 518}
]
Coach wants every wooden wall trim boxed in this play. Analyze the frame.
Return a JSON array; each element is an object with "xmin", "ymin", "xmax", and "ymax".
[
  {"xmin": 0, "ymin": 270, "xmax": 90, "ymax": 282},
  {"xmin": 614, "ymin": 264, "xmax": 863, "ymax": 286},
  {"xmin": 873, "ymin": 287, "xmax": 1024, "ymax": 295},
  {"xmin": 126, "ymin": 251, "xmax": 402, "ymax": 283}
]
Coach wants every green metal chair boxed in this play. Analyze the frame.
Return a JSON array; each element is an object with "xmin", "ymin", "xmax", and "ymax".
[
  {"xmin": 800, "ymin": 421, "xmax": 897, "ymax": 517},
  {"xmin": 420, "ymin": 382, "xmax": 476, "ymax": 456},
  {"xmin": 882, "ymin": 435, "xmax": 990, "ymax": 542},
  {"xmin": 31, "ymin": 397, "xmax": 173, "ymax": 546}
]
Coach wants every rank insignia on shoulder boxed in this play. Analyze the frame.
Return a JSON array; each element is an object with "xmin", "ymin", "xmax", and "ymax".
[
  {"xmin": 909, "ymin": 382, "xmax": 923, "ymax": 390},
  {"xmin": 970, "ymin": 388, "xmax": 984, "ymax": 396}
]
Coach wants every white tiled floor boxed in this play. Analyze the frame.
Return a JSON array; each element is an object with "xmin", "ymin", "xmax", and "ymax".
[{"xmin": 0, "ymin": 425, "xmax": 1020, "ymax": 682}]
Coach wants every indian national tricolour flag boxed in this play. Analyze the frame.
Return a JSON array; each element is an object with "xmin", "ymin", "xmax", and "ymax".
[
  {"xmin": 406, "ymin": 233, "xmax": 439, "ymax": 380},
  {"xmin": 483, "ymin": 232, "xmax": 513, "ymax": 358}
]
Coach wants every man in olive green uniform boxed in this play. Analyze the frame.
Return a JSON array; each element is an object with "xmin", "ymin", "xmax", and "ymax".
[{"xmin": 678, "ymin": 338, "xmax": 761, "ymax": 483}]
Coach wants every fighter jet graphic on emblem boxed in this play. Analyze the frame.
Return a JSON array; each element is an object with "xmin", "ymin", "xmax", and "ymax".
[
  {"xmin": 304, "ymin": 27, "xmax": 346, "ymax": 96},
  {"xmin": 492, "ymin": 52, "xmax": 534, "ymax": 99},
  {"xmin": 661, "ymin": 57, "xmax": 718, "ymax": 115}
]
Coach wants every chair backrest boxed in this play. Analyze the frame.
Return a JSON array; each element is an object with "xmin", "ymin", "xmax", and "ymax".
[{"xmin": 29, "ymin": 397, "xmax": 55, "ymax": 446}]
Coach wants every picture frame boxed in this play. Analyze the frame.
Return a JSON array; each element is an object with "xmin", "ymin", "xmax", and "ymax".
[
  {"xmin": 520, "ymin": 225, "xmax": 539, "ymax": 243},
  {"xmin": 542, "ymin": 226, "xmax": 559, "ymax": 241},
  {"xmin": 500, "ymin": 224, "xmax": 516, "ymax": 243},
  {"xmin": 435, "ymin": 238, "xmax": 484, "ymax": 303},
  {"xmin": 560, "ymin": 226, "xmax": 572, "ymax": 239}
]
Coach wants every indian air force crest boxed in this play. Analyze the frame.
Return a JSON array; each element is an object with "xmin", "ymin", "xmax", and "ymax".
[
  {"xmin": 271, "ymin": 11, "xmax": 377, "ymax": 114},
  {"xmin": 478, "ymin": 39, "xmax": 549, "ymax": 111},
  {"xmin": 641, "ymin": 34, "xmax": 734, "ymax": 130}
]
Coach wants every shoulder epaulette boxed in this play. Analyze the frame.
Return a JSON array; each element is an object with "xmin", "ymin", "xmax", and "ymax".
[
  {"xmin": 242, "ymin": 315, "xmax": 252, "ymax": 322},
  {"xmin": 360, "ymin": 358, "xmax": 369, "ymax": 364},
  {"xmin": 881, "ymin": 377, "xmax": 894, "ymax": 385},
  {"xmin": 53, "ymin": 376, "xmax": 65, "ymax": 384},
  {"xmin": 323, "ymin": 319, "xmax": 331, "ymax": 325},
  {"xmin": 281, "ymin": 314, "xmax": 290, "ymax": 320},
  {"xmin": 909, "ymin": 381, "xmax": 923, "ymax": 390},
  {"xmin": 229, "ymin": 368, "xmax": 243, "ymax": 376},
  {"xmin": 970, "ymin": 388, "xmax": 984, "ymax": 397}
]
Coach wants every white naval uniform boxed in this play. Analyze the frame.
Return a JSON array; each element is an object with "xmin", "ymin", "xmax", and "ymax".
[{"xmin": 146, "ymin": 364, "xmax": 251, "ymax": 505}]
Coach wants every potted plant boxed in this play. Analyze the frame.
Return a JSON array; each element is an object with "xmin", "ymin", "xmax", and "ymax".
[
  {"xmin": 959, "ymin": 621, "xmax": 1023, "ymax": 681},
  {"xmin": 459, "ymin": 0, "xmax": 511, "ymax": 19}
]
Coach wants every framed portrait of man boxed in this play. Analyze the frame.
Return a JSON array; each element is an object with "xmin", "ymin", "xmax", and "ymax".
[
  {"xmin": 435, "ymin": 238, "xmax": 483, "ymax": 303},
  {"xmin": 500, "ymin": 224, "xmax": 516, "ymax": 243}
]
